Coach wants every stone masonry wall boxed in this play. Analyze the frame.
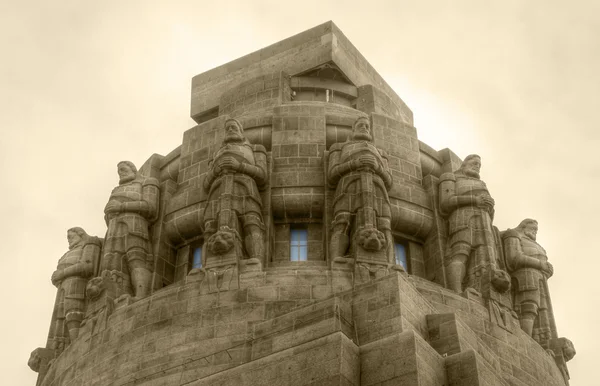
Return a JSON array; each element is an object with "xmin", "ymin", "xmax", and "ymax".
[{"xmin": 41, "ymin": 271, "xmax": 567, "ymax": 386}]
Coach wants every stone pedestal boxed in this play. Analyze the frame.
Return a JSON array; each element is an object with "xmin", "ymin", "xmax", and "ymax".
[{"xmin": 204, "ymin": 230, "xmax": 243, "ymax": 293}]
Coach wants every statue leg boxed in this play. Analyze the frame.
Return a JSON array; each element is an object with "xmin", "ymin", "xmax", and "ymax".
[
  {"xmin": 64, "ymin": 305, "xmax": 84, "ymax": 341},
  {"xmin": 202, "ymin": 219, "xmax": 216, "ymax": 256},
  {"xmin": 242, "ymin": 213, "xmax": 265, "ymax": 264},
  {"xmin": 330, "ymin": 213, "xmax": 351, "ymax": 261},
  {"xmin": 377, "ymin": 217, "xmax": 398, "ymax": 269},
  {"xmin": 446, "ymin": 241, "xmax": 470, "ymax": 293},
  {"xmin": 127, "ymin": 247, "xmax": 152, "ymax": 301},
  {"xmin": 518, "ymin": 301, "xmax": 539, "ymax": 337}
]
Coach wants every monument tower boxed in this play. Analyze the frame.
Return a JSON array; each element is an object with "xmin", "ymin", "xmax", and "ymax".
[{"xmin": 30, "ymin": 21, "xmax": 575, "ymax": 385}]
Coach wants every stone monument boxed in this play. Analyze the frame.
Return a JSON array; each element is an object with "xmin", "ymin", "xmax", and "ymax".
[{"xmin": 30, "ymin": 21, "xmax": 575, "ymax": 386}]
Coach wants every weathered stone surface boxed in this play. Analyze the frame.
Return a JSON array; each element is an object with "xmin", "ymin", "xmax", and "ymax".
[
  {"xmin": 327, "ymin": 116, "xmax": 400, "ymax": 281},
  {"xmin": 101, "ymin": 161, "xmax": 159, "ymax": 301},
  {"xmin": 31, "ymin": 22, "xmax": 573, "ymax": 386}
]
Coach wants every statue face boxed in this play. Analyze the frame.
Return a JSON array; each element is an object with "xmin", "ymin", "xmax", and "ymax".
[
  {"xmin": 67, "ymin": 230, "xmax": 82, "ymax": 249},
  {"xmin": 224, "ymin": 121, "xmax": 244, "ymax": 143},
  {"xmin": 352, "ymin": 119, "xmax": 372, "ymax": 141},
  {"xmin": 118, "ymin": 163, "xmax": 136, "ymax": 184},
  {"xmin": 523, "ymin": 223, "xmax": 538, "ymax": 240},
  {"xmin": 462, "ymin": 156, "xmax": 481, "ymax": 178}
]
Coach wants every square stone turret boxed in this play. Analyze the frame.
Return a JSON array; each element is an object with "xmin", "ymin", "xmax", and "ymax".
[{"xmin": 190, "ymin": 20, "xmax": 413, "ymax": 125}]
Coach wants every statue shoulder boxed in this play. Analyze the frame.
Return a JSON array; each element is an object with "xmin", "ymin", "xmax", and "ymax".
[
  {"xmin": 251, "ymin": 144, "xmax": 267, "ymax": 154},
  {"xmin": 502, "ymin": 228, "xmax": 521, "ymax": 240},
  {"xmin": 439, "ymin": 172, "xmax": 456, "ymax": 183},
  {"xmin": 330, "ymin": 142, "xmax": 344, "ymax": 152},
  {"xmin": 142, "ymin": 177, "xmax": 160, "ymax": 187},
  {"xmin": 84, "ymin": 236, "xmax": 104, "ymax": 247}
]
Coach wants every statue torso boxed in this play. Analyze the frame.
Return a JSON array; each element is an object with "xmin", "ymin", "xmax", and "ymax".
[
  {"xmin": 214, "ymin": 143, "xmax": 256, "ymax": 167},
  {"xmin": 107, "ymin": 179, "xmax": 143, "ymax": 204},
  {"xmin": 455, "ymin": 174, "xmax": 491, "ymax": 198},
  {"xmin": 520, "ymin": 236, "xmax": 548, "ymax": 263},
  {"xmin": 339, "ymin": 141, "xmax": 383, "ymax": 166},
  {"xmin": 57, "ymin": 247, "xmax": 83, "ymax": 270}
]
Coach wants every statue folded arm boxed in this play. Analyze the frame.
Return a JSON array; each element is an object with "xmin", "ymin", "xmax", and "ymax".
[
  {"xmin": 244, "ymin": 145, "xmax": 267, "ymax": 188},
  {"xmin": 51, "ymin": 234, "xmax": 102, "ymax": 286},
  {"xmin": 203, "ymin": 160, "xmax": 220, "ymax": 191},
  {"xmin": 439, "ymin": 172, "xmax": 494, "ymax": 217},
  {"xmin": 328, "ymin": 144, "xmax": 392, "ymax": 187},
  {"xmin": 504, "ymin": 230, "xmax": 552, "ymax": 277},
  {"xmin": 104, "ymin": 178, "xmax": 159, "ymax": 221},
  {"xmin": 377, "ymin": 150, "xmax": 393, "ymax": 190}
]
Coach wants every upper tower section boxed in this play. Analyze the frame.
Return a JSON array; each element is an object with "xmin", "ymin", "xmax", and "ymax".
[{"xmin": 190, "ymin": 21, "xmax": 413, "ymax": 125}]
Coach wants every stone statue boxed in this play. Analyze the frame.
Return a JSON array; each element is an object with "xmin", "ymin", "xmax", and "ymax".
[
  {"xmin": 503, "ymin": 219, "xmax": 555, "ymax": 341},
  {"xmin": 439, "ymin": 154, "xmax": 508, "ymax": 294},
  {"xmin": 29, "ymin": 227, "xmax": 102, "ymax": 384},
  {"xmin": 202, "ymin": 118, "xmax": 267, "ymax": 277},
  {"xmin": 50, "ymin": 227, "xmax": 102, "ymax": 344},
  {"xmin": 328, "ymin": 116, "xmax": 395, "ymax": 273},
  {"xmin": 101, "ymin": 161, "xmax": 159, "ymax": 301}
]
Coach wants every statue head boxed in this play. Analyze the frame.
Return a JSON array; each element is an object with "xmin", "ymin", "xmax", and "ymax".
[
  {"xmin": 67, "ymin": 227, "xmax": 89, "ymax": 250},
  {"xmin": 516, "ymin": 218, "xmax": 538, "ymax": 241},
  {"xmin": 459, "ymin": 154, "xmax": 481, "ymax": 179},
  {"xmin": 356, "ymin": 226, "xmax": 386, "ymax": 251},
  {"xmin": 351, "ymin": 116, "xmax": 372, "ymax": 141},
  {"xmin": 207, "ymin": 226, "xmax": 238, "ymax": 255},
  {"xmin": 86, "ymin": 276, "xmax": 105, "ymax": 300},
  {"xmin": 562, "ymin": 338, "xmax": 576, "ymax": 361},
  {"xmin": 491, "ymin": 268, "xmax": 511, "ymax": 293},
  {"xmin": 223, "ymin": 118, "xmax": 245, "ymax": 144},
  {"xmin": 117, "ymin": 161, "xmax": 137, "ymax": 184}
]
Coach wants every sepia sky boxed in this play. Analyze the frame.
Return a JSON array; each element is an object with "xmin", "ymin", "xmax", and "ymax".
[{"xmin": 1, "ymin": 1, "xmax": 598, "ymax": 384}]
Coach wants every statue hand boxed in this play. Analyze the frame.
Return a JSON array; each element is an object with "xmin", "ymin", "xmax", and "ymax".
[
  {"xmin": 542, "ymin": 262, "xmax": 554, "ymax": 277},
  {"xmin": 357, "ymin": 155, "xmax": 378, "ymax": 170},
  {"xmin": 475, "ymin": 195, "xmax": 494, "ymax": 212},
  {"xmin": 51, "ymin": 270, "xmax": 63, "ymax": 286},
  {"xmin": 218, "ymin": 156, "xmax": 241, "ymax": 172},
  {"xmin": 105, "ymin": 202, "xmax": 123, "ymax": 214}
]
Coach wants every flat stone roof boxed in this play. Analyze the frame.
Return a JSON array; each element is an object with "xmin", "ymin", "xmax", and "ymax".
[{"xmin": 190, "ymin": 21, "xmax": 412, "ymax": 124}]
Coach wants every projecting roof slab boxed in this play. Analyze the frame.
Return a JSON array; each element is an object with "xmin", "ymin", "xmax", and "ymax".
[{"xmin": 190, "ymin": 21, "xmax": 413, "ymax": 124}]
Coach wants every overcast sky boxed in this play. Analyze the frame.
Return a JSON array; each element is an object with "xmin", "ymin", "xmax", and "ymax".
[{"xmin": 2, "ymin": 1, "xmax": 597, "ymax": 384}]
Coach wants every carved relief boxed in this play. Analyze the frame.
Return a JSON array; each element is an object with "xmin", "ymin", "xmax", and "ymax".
[
  {"xmin": 439, "ymin": 154, "xmax": 510, "ymax": 295},
  {"xmin": 327, "ymin": 116, "xmax": 397, "ymax": 282},
  {"xmin": 101, "ymin": 161, "xmax": 160, "ymax": 301},
  {"xmin": 549, "ymin": 337, "xmax": 576, "ymax": 383},
  {"xmin": 201, "ymin": 118, "xmax": 268, "ymax": 290},
  {"xmin": 503, "ymin": 219, "xmax": 557, "ymax": 344}
]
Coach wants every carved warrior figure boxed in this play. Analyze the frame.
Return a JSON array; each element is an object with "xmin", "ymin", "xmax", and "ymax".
[
  {"xmin": 439, "ymin": 155, "xmax": 508, "ymax": 293},
  {"xmin": 29, "ymin": 227, "xmax": 102, "ymax": 383},
  {"xmin": 102, "ymin": 161, "xmax": 159, "ymax": 301},
  {"xmin": 503, "ymin": 219, "xmax": 555, "ymax": 340},
  {"xmin": 328, "ymin": 116, "xmax": 395, "ymax": 266},
  {"xmin": 202, "ymin": 118, "xmax": 267, "ymax": 266},
  {"xmin": 50, "ymin": 227, "xmax": 102, "ymax": 347}
]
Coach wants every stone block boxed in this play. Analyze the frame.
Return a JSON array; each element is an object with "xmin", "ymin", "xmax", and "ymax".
[{"xmin": 360, "ymin": 330, "xmax": 445, "ymax": 386}]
